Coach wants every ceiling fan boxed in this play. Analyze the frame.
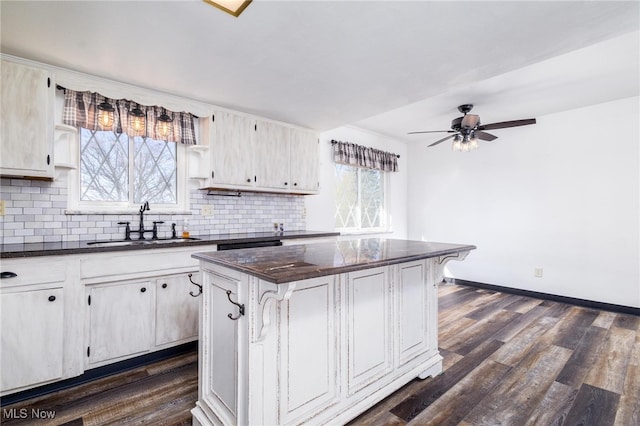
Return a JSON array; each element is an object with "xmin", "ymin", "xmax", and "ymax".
[{"xmin": 408, "ymin": 104, "xmax": 536, "ymax": 151}]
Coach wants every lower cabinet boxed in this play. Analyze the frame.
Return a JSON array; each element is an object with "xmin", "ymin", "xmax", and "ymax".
[
  {"xmin": 194, "ymin": 259, "xmax": 443, "ymax": 426},
  {"xmin": 155, "ymin": 273, "xmax": 200, "ymax": 347},
  {"xmin": 1, "ymin": 287, "xmax": 64, "ymax": 391},
  {"xmin": 0, "ymin": 256, "xmax": 80, "ymax": 395},
  {"xmin": 86, "ymin": 281, "xmax": 154, "ymax": 366},
  {"xmin": 86, "ymin": 273, "xmax": 200, "ymax": 368},
  {"xmin": 345, "ymin": 267, "xmax": 393, "ymax": 396}
]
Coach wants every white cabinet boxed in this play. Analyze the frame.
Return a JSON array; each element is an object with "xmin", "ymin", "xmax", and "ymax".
[
  {"xmin": 1, "ymin": 287, "xmax": 64, "ymax": 391},
  {"xmin": 82, "ymin": 246, "xmax": 204, "ymax": 368},
  {"xmin": 209, "ymin": 110, "xmax": 255, "ymax": 188},
  {"xmin": 199, "ymin": 269, "xmax": 241, "ymax": 425},
  {"xmin": 345, "ymin": 267, "xmax": 393, "ymax": 395},
  {"xmin": 193, "ymin": 257, "xmax": 453, "ymax": 426},
  {"xmin": 86, "ymin": 281, "xmax": 154, "ymax": 367},
  {"xmin": 254, "ymin": 120, "xmax": 290, "ymax": 190},
  {"xmin": 0, "ymin": 256, "xmax": 81, "ymax": 395},
  {"xmin": 277, "ymin": 276, "xmax": 339, "ymax": 424},
  {"xmin": 206, "ymin": 110, "xmax": 319, "ymax": 194},
  {"xmin": 289, "ymin": 128, "xmax": 319, "ymax": 192},
  {"xmin": 0, "ymin": 58, "xmax": 54, "ymax": 179},
  {"xmin": 155, "ymin": 273, "xmax": 200, "ymax": 347},
  {"xmin": 397, "ymin": 261, "xmax": 436, "ymax": 365}
]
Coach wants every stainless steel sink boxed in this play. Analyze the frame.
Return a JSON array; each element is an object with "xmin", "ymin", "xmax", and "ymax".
[{"xmin": 86, "ymin": 237, "xmax": 201, "ymax": 247}]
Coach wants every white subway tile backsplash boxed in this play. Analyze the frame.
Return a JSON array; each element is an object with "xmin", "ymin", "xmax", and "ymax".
[{"xmin": 1, "ymin": 179, "xmax": 306, "ymax": 244}]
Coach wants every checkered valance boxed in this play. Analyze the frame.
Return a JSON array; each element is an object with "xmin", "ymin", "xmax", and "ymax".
[
  {"xmin": 332, "ymin": 140, "xmax": 398, "ymax": 172},
  {"xmin": 62, "ymin": 89, "xmax": 197, "ymax": 144}
]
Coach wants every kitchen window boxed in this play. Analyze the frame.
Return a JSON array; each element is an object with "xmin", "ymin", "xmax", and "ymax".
[
  {"xmin": 334, "ymin": 164, "xmax": 388, "ymax": 232},
  {"xmin": 61, "ymin": 88, "xmax": 197, "ymax": 212},
  {"xmin": 80, "ymin": 129, "xmax": 178, "ymax": 205}
]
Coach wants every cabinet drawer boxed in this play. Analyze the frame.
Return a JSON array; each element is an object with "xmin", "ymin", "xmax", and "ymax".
[{"xmin": 0, "ymin": 259, "xmax": 66, "ymax": 287}]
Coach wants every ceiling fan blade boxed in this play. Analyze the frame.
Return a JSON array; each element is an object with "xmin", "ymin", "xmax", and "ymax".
[
  {"xmin": 478, "ymin": 118, "xmax": 536, "ymax": 131},
  {"xmin": 428, "ymin": 134, "xmax": 456, "ymax": 147},
  {"xmin": 475, "ymin": 131, "xmax": 497, "ymax": 141},
  {"xmin": 408, "ymin": 130, "xmax": 455, "ymax": 135}
]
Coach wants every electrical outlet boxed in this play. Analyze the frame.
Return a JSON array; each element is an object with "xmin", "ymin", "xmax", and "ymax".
[
  {"xmin": 534, "ymin": 268, "xmax": 543, "ymax": 278},
  {"xmin": 201, "ymin": 205, "xmax": 213, "ymax": 216},
  {"xmin": 0, "ymin": 200, "xmax": 5, "ymax": 216}
]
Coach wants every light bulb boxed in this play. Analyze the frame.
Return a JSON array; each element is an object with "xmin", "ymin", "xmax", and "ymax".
[
  {"xmin": 97, "ymin": 101, "xmax": 115, "ymax": 130},
  {"xmin": 452, "ymin": 135, "xmax": 461, "ymax": 151},
  {"xmin": 470, "ymin": 135, "xmax": 478, "ymax": 150},
  {"xmin": 156, "ymin": 110, "xmax": 173, "ymax": 138},
  {"xmin": 130, "ymin": 106, "xmax": 146, "ymax": 135}
]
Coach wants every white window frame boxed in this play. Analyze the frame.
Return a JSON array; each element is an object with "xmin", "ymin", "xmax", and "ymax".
[
  {"xmin": 67, "ymin": 128, "xmax": 190, "ymax": 214},
  {"xmin": 334, "ymin": 163, "xmax": 390, "ymax": 234}
]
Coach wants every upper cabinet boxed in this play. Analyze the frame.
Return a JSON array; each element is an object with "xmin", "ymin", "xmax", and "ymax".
[
  {"xmin": 254, "ymin": 119, "xmax": 291, "ymax": 190},
  {"xmin": 290, "ymin": 128, "xmax": 319, "ymax": 192},
  {"xmin": 0, "ymin": 59, "xmax": 54, "ymax": 179},
  {"xmin": 209, "ymin": 111, "xmax": 255, "ymax": 188},
  {"xmin": 206, "ymin": 111, "xmax": 319, "ymax": 194}
]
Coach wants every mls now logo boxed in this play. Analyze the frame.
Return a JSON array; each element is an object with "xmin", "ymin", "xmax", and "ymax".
[{"xmin": 3, "ymin": 408, "xmax": 56, "ymax": 419}]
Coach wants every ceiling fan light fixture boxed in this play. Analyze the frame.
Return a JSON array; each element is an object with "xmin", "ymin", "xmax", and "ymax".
[
  {"xmin": 203, "ymin": 0, "xmax": 252, "ymax": 17},
  {"xmin": 469, "ymin": 132, "xmax": 479, "ymax": 150},
  {"xmin": 452, "ymin": 134, "xmax": 462, "ymax": 151}
]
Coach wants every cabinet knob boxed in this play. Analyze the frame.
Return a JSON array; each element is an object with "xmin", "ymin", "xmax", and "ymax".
[
  {"xmin": 247, "ymin": 178, "xmax": 251, "ymax": 183},
  {"xmin": 294, "ymin": 182, "xmax": 298, "ymax": 186},
  {"xmin": 140, "ymin": 287, "xmax": 147, "ymax": 293},
  {"xmin": 48, "ymin": 295, "xmax": 56, "ymax": 302},
  {"xmin": 284, "ymin": 182, "xmax": 288, "ymax": 186},
  {"xmin": 162, "ymin": 283, "xmax": 168, "ymax": 289}
]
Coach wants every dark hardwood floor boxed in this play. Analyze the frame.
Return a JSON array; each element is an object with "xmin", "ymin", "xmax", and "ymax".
[{"xmin": 2, "ymin": 284, "xmax": 638, "ymax": 425}]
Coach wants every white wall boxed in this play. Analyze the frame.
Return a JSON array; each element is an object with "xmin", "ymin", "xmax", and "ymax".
[
  {"xmin": 305, "ymin": 126, "xmax": 408, "ymax": 239},
  {"xmin": 407, "ymin": 96, "xmax": 640, "ymax": 308}
]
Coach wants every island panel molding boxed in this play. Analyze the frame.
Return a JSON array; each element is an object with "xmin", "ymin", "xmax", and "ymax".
[{"xmin": 191, "ymin": 238, "xmax": 475, "ymax": 425}]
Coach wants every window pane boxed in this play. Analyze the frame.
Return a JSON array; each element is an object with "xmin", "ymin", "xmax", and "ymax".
[
  {"xmin": 80, "ymin": 129, "xmax": 129, "ymax": 201},
  {"xmin": 335, "ymin": 164, "xmax": 358, "ymax": 229},
  {"xmin": 133, "ymin": 137, "xmax": 177, "ymax": 204},
  {"xmin": 360, "ymin": 168, "xmax": 384, "ymax": 228}
]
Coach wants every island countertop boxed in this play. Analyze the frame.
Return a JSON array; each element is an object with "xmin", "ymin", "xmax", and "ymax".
[{"xmin": 192, "ymin": 238, "xmax": 476, "ymax": 284}]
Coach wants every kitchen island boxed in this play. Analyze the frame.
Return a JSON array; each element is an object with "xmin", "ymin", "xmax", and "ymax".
[{"xmin": 191, "ymin": 238, "xmax": 475, "ymax": 426}]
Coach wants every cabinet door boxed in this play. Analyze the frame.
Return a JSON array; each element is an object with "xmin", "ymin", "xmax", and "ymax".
[
  {"xmin": 254, "ymin": 120, "xmax": 290, "ymax": 189},
  {"xmin": 1, "ymin": 287, "xmax": 64, "ymax": 391},
  {"xmin": 210, "ymin": 111, "xmax": 255, "ymax": 187},
  {"xmin": 155, "ymin": 273, "xmax": 199, "ymax": 347},
  {"xmin": 0, "ymin": 60, "xmax": 53, "ymax": 179},
  {"xmin": 278, "ymin": 276, "xmax": 339, "ymax": 424},
  {"xmin": 397, "ymin": 261, "xmax": 433, "ymax": 365},
  {"xmin": 289, "ymin": 128, "xmax": 319, "ymax": 192},
  {"xmin": 87, "ymin": 281, "xmax": 154, "ymax": 366},
  {"xmin": 345, "ymin": 267, "xmax": 393, "ymax": 395},
  {"xmin": 199, "ymin": 271, "xmax": 241, "ymax": 425}
]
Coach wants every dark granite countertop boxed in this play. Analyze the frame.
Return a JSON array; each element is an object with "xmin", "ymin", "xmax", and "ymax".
[
  {"xmin": 0, "ymin": 230, "xmax": 340, "ymax": 259},
  {"xmin": 192, "ymin": 238, "xmax": 476, "ymax": 284}
]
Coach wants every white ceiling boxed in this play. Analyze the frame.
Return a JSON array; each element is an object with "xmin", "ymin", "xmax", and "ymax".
[{"xmin": 1, "ymin": 1, "xmax": 639, "ymax": 142}]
